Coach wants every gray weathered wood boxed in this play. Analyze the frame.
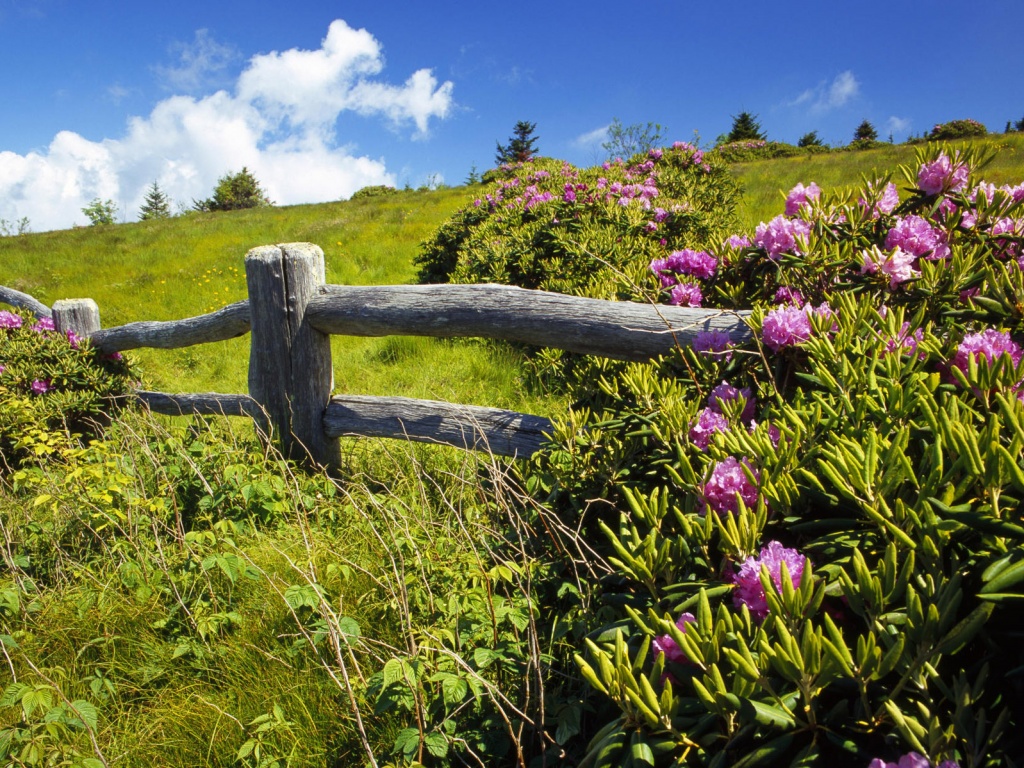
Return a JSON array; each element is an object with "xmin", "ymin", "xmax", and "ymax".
[
  {"xmin": 89, "ymin": 300, "xmax": 250, "ymax": 352},
  {"xmin": 307, "ymin": 284, "xmax": 750, "ymax": 361},
  {"xmin": 135, "ymin": 390, "xmax": 264, "ymax": 419},
  {"xmin": 246, "ymin": 243, "xmax": 339, "ymax": 468},
  {"xmin": 323, "ymin": 394, "xmax": 553, "ymax": 457},
  {"xmin": 52, "ymin": 299, "xmax": 101, "ymax": 336},
  {"xmin": 0, "ymin": 285, "xmax": 52, "ymax": 318}
]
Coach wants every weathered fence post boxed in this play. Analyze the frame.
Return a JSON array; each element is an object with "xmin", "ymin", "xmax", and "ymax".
[
  {"xmin": 245, "ymin": 243, "xmax": 340, "ymax": 469},
  {"xmin": 52, "ymin": 298, "xmax": 101, "ymax": 336}
]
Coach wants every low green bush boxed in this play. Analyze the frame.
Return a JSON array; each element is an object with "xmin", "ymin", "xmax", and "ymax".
[
  {"xmin": 525, "ymin": 144, "xmax": 1024, "ymax": 766},
  {"xmin": 351, "ymin": 184, "xmax": 400, "ymax": 201},
  {"xmin": 710, "ymin": 141, "xmax": 808, "ymax": 163},
  {"xmin": 0, "ymin": 309, "xmax": 135, "ymax": 469},
  {"xmin": 930, "ymin": 120, "xmax": 987, "ymax": 142}
]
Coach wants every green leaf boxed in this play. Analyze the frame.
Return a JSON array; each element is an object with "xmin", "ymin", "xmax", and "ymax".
[
  {"xmin": 70, "ymin": 699, "xmax": 98, "ymax": 731},
  {"xmin": 424, "ymin": 732, "xmax": 448, "ymax": 758}
]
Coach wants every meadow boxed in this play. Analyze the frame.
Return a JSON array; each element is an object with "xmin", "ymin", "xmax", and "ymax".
[{"xmin": 3, "ymin": 133, "xmax": 1024, "ymax": 767}]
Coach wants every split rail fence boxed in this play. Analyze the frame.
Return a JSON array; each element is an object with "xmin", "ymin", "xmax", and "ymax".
[{"xmin": 1, "ymin": 243, "xmax": 750, "ymax": 469}]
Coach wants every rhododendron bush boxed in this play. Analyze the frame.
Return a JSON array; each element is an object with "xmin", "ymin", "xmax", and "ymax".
[{"xmin": 507, "ymin": 145, "xmax": 1024, "ymax": 766}]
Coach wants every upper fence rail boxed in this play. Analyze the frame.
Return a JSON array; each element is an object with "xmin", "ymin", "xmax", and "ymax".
[{"xmin": 1, "ymin": 242, "xmax": 751, "ymax": 466}]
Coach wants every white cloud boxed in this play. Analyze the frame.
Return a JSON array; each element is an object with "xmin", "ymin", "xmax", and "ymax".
[
  {"xmin": 154, "ymin": 28, "xmax": 241, "ymax": 93},
  {"xmin": 0, "ymin": 19, "xmax": 454, "ymax": 231},
  {"xmin": 886, "ymin": 116, "xmax": 912, "ymax": 135},
  {"xmin": 573, "ymin": 124, "xmax": 610, "ymax": 149},
  {"xmin": 788, "ymin": 70, "xmax": 860, "ymax": 113}
]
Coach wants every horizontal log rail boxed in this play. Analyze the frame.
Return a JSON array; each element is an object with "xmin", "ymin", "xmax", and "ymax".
[{"xmin": 1, "ymin": 242, "xmax": 753, "ymax": 465}]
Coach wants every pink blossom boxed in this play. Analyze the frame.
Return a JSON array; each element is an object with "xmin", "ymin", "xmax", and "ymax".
[
  {"xmin": 670, "ymin": 283, "xmax": 702, "ymax": 307},
  {"xmin": 708, "ymin": 380, "xmax": 755, "ymax": 423},
  {"xmin": 918, "ymin": 154, "xmax": 969, "ymax": 195},
  {"xmin": 999, "ymin": 182, "xmax": 1024, "ymax": 203},
  {"xmin": 861, "ymin": 246, "xmax": 921, "ymax": 288},
  {"xmin": 66, "ymin": 329, "xmax": 81, "ymax": 350},
  {"xmin": 952, "ymin": 329, "xmax": 1023, "ymax": 374},
  {"xmin": 0, "ymin": 311, "xmax": 23, "ymax": 329},
  {"xmin": 724, "ymin": 234, "xmax": 751, "ymax": 249},
  {"xmin": 648, "ymin": 148, "xmax": 664, "ymax": 160},
  {"xmin": 773, "ymin": 286, "xmax": 804, "ymax": 306},
  {"xmin": 693, "ymin": 330, "xmax": 734, "ymax": 359},
  {"xmin": 689, "ymin": 408, "xmax": 729, "ymax": 450},
  {"xmin": 702, "ymin": 456, "xmax": 759, "ymax": 515},
  {"xmin": 859, "ymin": 181, "xmax": 900, "ymax": 218},
  {"xmin": 31, "ymin": 378, "xmax": 51, "ymax": 395},
  {"xmin": 732, "ymin": 541, "xmax": 807, "ymax": 620},
  {"xmin": 762, "ymin": 305, "xmax": 813, "ymax": 351},
  {"xmin": 884, "ymin": 322, "xmax": 925, "ymax": 359},
  {"xmin": 754, "ymin": 215, "xmax": 811, "ymax": 259},
  {"xmin": 31, "ymin": 317, "xmax": 55, "ymax": 333},
  {"xmin": 885, "ymin": 215, "xmax": 950, "ymax": 260},
  {"xmin": 784, "ymin": 182, "xmax": 821, "ymax": 217},
  {"xmin": 867, "ymin": 753, "xmax": 954, "ymax": 768},
  {"xmin": 652, "ymin": 612, "xmax": 696, "ymax": 664},
  {"xmin": 665, "ymin": 249, "xmax": 717, "ymax": 279}
]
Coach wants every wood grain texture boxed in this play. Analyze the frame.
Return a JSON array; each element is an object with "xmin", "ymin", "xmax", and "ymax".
[
  {"xmin": 88, "ymin": 301, "xmax": 250, "ymax": 352},
  {"xmin": 323, "ymin": 394, "xmax": 553, "ymax": 457},
  {"xmin": 0, "ymin": 285, "xmax": 52, "ymax": 318},
  {"xmin": 52, "ymin": 299, "xmax": 101, "ymax": 336},
  {"xmin": 307, "ymin": 283, "xmax": 750, "ymax": 361},
  {"xmin": 135, "ymin": 390, "xmax": 264, "ymax": 418}
]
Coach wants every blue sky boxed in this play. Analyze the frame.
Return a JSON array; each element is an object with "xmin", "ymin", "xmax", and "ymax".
[{"xmin": 1, "ymin": 0, "xmax": 1022, "ymax": 231}]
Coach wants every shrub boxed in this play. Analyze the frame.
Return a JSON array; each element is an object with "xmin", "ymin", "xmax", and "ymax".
[
  {"xmin": 193, "ymin": 167, "xmax": 273, "ymax": 212},
  {"xmin": 929, "ymin": 119, "xmax": 987, "ymax": 141},
  {"xmin": 81, "ymin": 198, "xmax": 118, "ymax": 226},
  {"xmin": 350, "ymin": 184, "xmax": 399, "ymax": 201},
  {"xmin": 711, "ymin": 140, "xmax": 805, "ymax": 163},
  {"xmin": 417, "ymin": 145, "xmax": 740, "ymax": 302},
  {"xmin": 527, "ymin": 144, "xmax": 1024, "ymax": 766},
  {"xmin": 0, "ymin": 309, "xmax": 136, "ymax": 469}
]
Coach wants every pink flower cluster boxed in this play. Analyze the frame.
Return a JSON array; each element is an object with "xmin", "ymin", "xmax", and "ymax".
[
  {"xmin": 31, "ymin": 317, "xmax": 55, "ymax": 333},
  {"xmin": 702, "ymin": 456, "xmax": 759, "ymax": 515},
  {"xmin": 31, "ymin": 378, "xmax": 51, "ymax": 395},
  {"xmin": 918, "ymin": 153, "xmax": 969, "ymax": 196},
  {"xmin": 762, "ymin": 303, "xmax": 832, "ymax": 351},
  {"xmin": 0, "ymin": 310, "xmax": 23, "ymax": 329},
  {"xmin": 732, "ymin": 541, "xmax": 806, "ymax": 620},
  {"xmin": 650, "ymin": 249, "xmax": 718, "ymax": 284},
  {"xmin": 754, "ymin": 215, "xmax": 811, "ymax": 259},
  {"xmin": 689, "ymin": 408, "xmax": 729, "ymax": 451},
  {"xmin": 693, "ymin": 330, "xmax": 734, "ymax": 359},
  {"xmin": 885, "ymin": 215, "xmax": 950, "ymax": 260},
  {"xmin": 670, "ymin": 283, "xmax": 703, "ymax": 307},
  {"xmin": 951, "ymin": 329, "xmax": 1023, "ymax": 374},
  {"xmin": 784, "ymin": 182, "xmax": 821, "ymax": 217},
  {"xmin": 861, "ymin": 246, "xmax": 920, "ymax": 289},
  {"xmin": 869, "ymin": 753, "xmax": 958, "ymax": 768},
  {"xmin": 859, "ymin": 181, "xmax": 900, "ymax": 218},
  {"xmin": 652, "ymin": 612, "xmax": 696, "ymax": 664}
]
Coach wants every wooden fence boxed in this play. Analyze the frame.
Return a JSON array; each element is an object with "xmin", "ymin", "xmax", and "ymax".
[{"xmin": 1, "ymin": 243, "xmax": 750, "ymax": 468}]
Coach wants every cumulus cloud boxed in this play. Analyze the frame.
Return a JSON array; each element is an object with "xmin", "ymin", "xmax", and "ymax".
[
  {"xmin": 789, "ymin": 70, "xmax": 860, "ymax": 113},
  {"xmin": 0, "ymin": 19, "xmax": 454, "ymax": 231}
]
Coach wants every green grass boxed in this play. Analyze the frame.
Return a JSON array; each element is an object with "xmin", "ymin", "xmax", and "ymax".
[{"xmin": 729, "ymin": 132, "xmax": 1024, "ymax": 231}]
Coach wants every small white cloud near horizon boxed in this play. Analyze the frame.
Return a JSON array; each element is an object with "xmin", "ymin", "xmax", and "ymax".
[
  {"xmin": 573, "ymin": 124, "xmax": 610, "ymax": 150},
  {"xmin": 789, "ymin": 70, "xmax": 860, "ymax": 113},
  {"xmin": 0, "ymin": 19, "xmax": 455, "ymax": 232},
  {"xmin": 886, "ymin": 116, "xmax": 912, "ymax": 136}
]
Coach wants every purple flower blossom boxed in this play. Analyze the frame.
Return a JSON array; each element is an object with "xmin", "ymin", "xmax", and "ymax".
[
  {"xmin": 754, "ymin": 215, "xmax": 811, "ymax": 259},
  {"xmin": 653, "ymin": 207, "xmax": 669, "ymax": 223},
  {"xmin": 0, "ymin": 311, "xmax": 23, "ymax": 329},
  {"xmin": 918, "ymin": 154, "xmax": 969, "ymax": 195},
  {"xmin": 31, "ymin": 317, "xmax": 55, "ymax": 333},
  {"xmin": 724, "ymin": 234, "xmax": 751, "ymax": 249},
  {"xmin": 708, "ymin": 380, "xmax": 755, "ymax": 423},
  {"xmin": 859, "ymin": 181, "xmax": 900, "ymax": 218},
  {"xmin": 670, "ymin": 283, "xmax": 703, "ymax": 307},
  {"xmin": 665, "ymin": 249, "xmax": 717, "ymax": 279},
  {"xmin": 689, "ymin": 408, "xmax": 729, "ymax": 451},
  {"xmin": 762, "ymin": 305, "xmax": 815, "ymax": 351},
  {"xmin": 952, "ymin": 329, "xmax": 1023, "ymax": 374},
  {"xmin": 861, "ymin": 246, "xmax": 921, "ymax": 288},
  {"xmin": 648, "ymin": 148, "xmax": 663, "ymax": 160},
  {"xmin": 66, "ymin": 329, "xmax": 81, "ymax": 350},
  {"xmin": 693, "ymin": 330, "xmax": 734, "ymax": 359},
  {"xmin": 868, "ymin": 753, "xmax": 956, "ymax": 768},
  {"xmin": 774, "ymin": 286, "xmax": 805, "ymax": 306},
  {"xmin": 652, "ymin": 612, "xmax": 695, "ymax": 665},
  {"xmin": 31, "ymin": 378, "xmax": 51, "ymax": 395},
  {"xmin": 784, "ymin": 182, "xmax": 821, "ymax": 217},
  {"xmin": 702, "ymin": 456, "xmax": 759, "ymax": 515},
  {"xmin": 732, "ymin": 541, "xmax": 807, "ymax": 620},
  {"xmin": 885, "ymin": 215, "xmax": 950, "ymax": 260}
]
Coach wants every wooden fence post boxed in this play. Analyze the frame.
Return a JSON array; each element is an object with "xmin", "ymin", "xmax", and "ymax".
[
  {"xmin": 245, "ymin": 243, "xmax": 340, "ymax": 470},
  {"xmin": 52, "ymin": 299, "xmax": 101, "ymax": 336}
]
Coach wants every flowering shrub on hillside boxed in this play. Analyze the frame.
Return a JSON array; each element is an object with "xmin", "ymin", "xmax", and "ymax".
[{"xmin": 0, "ymin": 308, "xmax": 135, "ymax": 468}]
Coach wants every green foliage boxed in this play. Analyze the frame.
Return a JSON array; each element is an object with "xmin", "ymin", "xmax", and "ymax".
[
  {"xmin": 930, "ymin": 119, "xmax": 987, "ymax": 141},
  {"xmin": 602, "ymin": 118, "xmax": 668, "ymax": 160},
  {"xmin": 416, "ymin": 146, "xmax": 739, "ymax": 304},
  {"xmin": 797, "ymin": 131, "xmax": 825, "ymax": 149},
  {"xmin": 351, "ymin": 184, "xmax": 399, "ymax": 201},
  {"xmin": 495, "ymin": 121, "xmax": 540, "ymax": 166},
  {"xmin": 138, "ymin": 181, "xmax": 172, "ymax": 220},
  {"xmin": 725, "ymin": 112, "xmax": 767, "ymax": 143},
  {"xmin": 81, "ymin": 198, "xmax": 117, "ymax": 226},
  {"xmin": 528, "ymin": 143, "xmax": 1024, "ymax": 765},
  {"xmin": 194, "ymin": 167, "xmax": 273, "ymax": 212},
  {"xmin": 0, "ymin": 216, "xmax": 31, "ymax": 237},
  {"xmin": 0, "ymin": 309, "xmax": 135, "ymax": 470},
  {"xmin": 854, "ymin": 119, "xmax": 880, "ymax": 143},
  {"xmin": 711, "ymin": 141, "xmax": 805, "ymax": 163}
]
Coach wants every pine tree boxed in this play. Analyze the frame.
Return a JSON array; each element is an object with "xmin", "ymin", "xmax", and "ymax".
[
  {"xmin": 853, "ymin": 119, "xmax": 879, "ymax": 143},
  {"xmin": 495, "ymin": 121, "xmax": 540, "ymax": 165},
  {"xmin": 797, "ymin": 130, "xmax": 824, "ymax": 148},
  {"xmin": 194, "ymin": 167, "xmax": 273, "ymax": 212},
  {"xmin": 139, "ymin": 181, "xmax": 172, "ymax": 220},
  {"xmin": 725, "ymin": 112, "xmax": 767, "ymax": 143}
]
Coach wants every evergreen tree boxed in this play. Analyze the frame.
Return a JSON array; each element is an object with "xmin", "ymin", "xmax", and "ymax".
[
  {"xmin": 139, "ymin": 181, "xmax": 172, "ymax": 220},
  {"xmin": 725, "ymin": 112, "xmax": 767, "ymax": 143},
  {"xmin": 797, "ymin": 130, "xmax": 824, "ymax": 148},
  {"xmin": 194, "ymin": 167, "xmax": 273, "ymax": 212},
  {"xmin": 853, "ymin": 119, "xmax": 879, "ymax": 143},
  {"xmin": 495, "ymin": 121, "xmax": 540, "ymax": 165}
]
